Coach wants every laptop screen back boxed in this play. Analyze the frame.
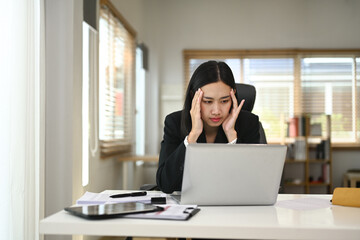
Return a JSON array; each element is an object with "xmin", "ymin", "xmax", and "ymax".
[{"xmin": 180, "ymin": 144, "xmax": 287, "ymax": 206}]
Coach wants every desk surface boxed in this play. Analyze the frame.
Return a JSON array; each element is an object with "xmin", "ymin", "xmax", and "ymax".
[{"xmin": 40, "ymin": 192, "xmax": 360, "ymax": 239}]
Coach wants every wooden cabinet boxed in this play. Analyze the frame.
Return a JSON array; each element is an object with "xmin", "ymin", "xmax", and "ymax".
[{"xmin": 281, "ymin": 114, "xmax": 332, "ymax": 194}]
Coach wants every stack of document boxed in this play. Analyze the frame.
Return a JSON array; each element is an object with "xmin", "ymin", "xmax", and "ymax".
[
  {"xmin": 76, "ymin": 191, "xmax": 166, "ymax": 205},
  {"xmin": 74, "ymin": 191, "xmax": 200, "ymax": 220}
]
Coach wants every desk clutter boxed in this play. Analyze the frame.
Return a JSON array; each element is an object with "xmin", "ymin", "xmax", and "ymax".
[
  {"xmin": 65, "ymin": 191, "xmax": 200, "ymax": 220},
  {"xmin": 65, "ymin": 188, "xmax": 360, "ymax": 221}
]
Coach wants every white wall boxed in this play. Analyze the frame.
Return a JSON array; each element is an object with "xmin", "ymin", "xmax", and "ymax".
[
  {"xmin": 45, "ymin": 1, "xmax": 80, "ymax": 239},
  {"xmin": 45, "ymin": 0, "xmax": 76, "ymax": 214}
]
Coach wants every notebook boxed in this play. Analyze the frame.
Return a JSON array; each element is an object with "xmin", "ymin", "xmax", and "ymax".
[{"xmin": 177, "ymin": 144, "xmax": 287, "ymax": 206}]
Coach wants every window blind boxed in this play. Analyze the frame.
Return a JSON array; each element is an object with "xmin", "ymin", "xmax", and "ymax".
[
  {"xmin": 301, "ymin": 57, "xmax": 355, "ymax": 142},
  {"xmin": 184, "ymin": 50, "xmax": 360, "ymax": 145},
  {"xmin": 243, "ymin": 58, "xmax": 294, "ymax": 141},
  {"xmin": 99, "ymin": 1, "xmax": 136, "ymax": 156}
]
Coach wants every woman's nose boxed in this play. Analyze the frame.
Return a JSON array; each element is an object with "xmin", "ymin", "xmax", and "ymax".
[{"xmin": 211, "ymin": 103, "xmax": 220, "ymax": 115}]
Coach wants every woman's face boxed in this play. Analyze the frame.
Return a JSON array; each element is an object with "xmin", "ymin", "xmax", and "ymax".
[{"xmin": 200, "ymin": 81, "xmax": 232, "ymax": 130}]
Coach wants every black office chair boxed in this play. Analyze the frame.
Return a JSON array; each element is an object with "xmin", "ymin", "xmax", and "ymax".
[{"xmin": 235, "ymin": 83, "xmax": 267, "ymax": 144}]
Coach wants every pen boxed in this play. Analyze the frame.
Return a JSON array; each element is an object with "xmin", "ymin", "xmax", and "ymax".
[{"xmin": 110, "ymin": 191, "xmax": 147, "ymax": 198}]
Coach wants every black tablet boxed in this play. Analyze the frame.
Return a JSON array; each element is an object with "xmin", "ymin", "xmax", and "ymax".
[{"xmin": 65, "ymin": 202, "xmax": 163, "ymax": 220}]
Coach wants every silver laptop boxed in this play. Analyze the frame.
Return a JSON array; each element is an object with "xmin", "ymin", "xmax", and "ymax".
[{"xmin": 178, "ymin": 144, "xmax": 287, "ymax": 206}]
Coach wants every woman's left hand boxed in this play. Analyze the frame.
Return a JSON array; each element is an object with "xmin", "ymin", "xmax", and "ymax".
[{"xmin": 222, "ymin": 89, "xmax": 245, "ymax": 142}]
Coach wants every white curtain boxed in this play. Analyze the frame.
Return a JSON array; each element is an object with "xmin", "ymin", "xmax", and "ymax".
[{"xmin": 0, "ymin": 0, "xmax": 44, "ymax": 239}]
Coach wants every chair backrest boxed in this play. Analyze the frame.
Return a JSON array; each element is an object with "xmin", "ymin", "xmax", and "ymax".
[
  {"xmin": 235, "ymin": 83, "xmax": 256, "ymax": 112},
  {"xmin": 235, "ymin": 83, "xmax": 267, "ymax": 144}
]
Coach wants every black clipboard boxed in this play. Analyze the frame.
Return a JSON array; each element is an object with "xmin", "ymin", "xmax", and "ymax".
[
  {"xmin": 181, "ymin": 207, "xmax": 201, "ymax": 220},
  {"xmin": 65, "ymin": 202, "xmax": 163, "ymax": 220}
]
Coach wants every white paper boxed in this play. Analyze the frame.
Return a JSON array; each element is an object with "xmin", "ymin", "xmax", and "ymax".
[
  {"xmin": 275, "ymin": 197, "xmax": 331, "ymax": 211},
  {"xmin": 124, "ymin": 204, "xmax": 199, "ymax": 220}
]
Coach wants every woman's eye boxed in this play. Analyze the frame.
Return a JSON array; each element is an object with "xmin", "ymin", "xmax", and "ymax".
[
  {"xmin": 221, "ymin": 99, "xmax": 230, "ymax": 104},
  {"xmin": 203, "ymin": 100, "xmax": 212, "ymax": 104}
]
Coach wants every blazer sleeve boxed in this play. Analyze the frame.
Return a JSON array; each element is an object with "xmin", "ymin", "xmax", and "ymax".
[{"xmin": 156, "ymin": 112, "xmax": 186, "ymax": 193}]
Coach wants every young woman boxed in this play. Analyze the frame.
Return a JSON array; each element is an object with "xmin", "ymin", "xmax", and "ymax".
[{"xmin": 156, "ymin": 61, "xmax": 260, "ymax": 193}]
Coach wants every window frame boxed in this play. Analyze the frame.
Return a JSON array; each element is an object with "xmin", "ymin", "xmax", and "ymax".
[
  {"xmin": 99, "ymin": 0, "xmax": 137, "ymax": 158},
  {"xmin": 184, "ymin": 49, "xmax": 360, "ymax": 148}
]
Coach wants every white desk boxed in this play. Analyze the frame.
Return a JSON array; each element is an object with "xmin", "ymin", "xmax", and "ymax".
[{"xmin": 40, "ymin": 193, "xmax": 360, "ymax": 239}]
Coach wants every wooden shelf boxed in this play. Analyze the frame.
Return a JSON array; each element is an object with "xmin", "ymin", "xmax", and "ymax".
[
  {"xmin": 285, "ymin": 159, "xmax": 306, "ymax": 163},
  {"xmin": 308, "ymin": 159, "xmax": 330, "ymax": 163},
  {"xmin": 282, "ymin": 114, "xmax": 332, "ymax": 194},
  {"xmin": 284, "ymin": 182, "xmax": 306, "ymax": 186},
  {"xmin": 309, "ymin": 182, "xmax": 331, "ymax": 186}
]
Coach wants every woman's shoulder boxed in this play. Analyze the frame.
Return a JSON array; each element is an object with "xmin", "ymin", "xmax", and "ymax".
[
  {"xmin": 163, "ymin": 110, "xmax": 184, "ymax": 140},
  {"xmin": 164, "ymin": 110, "xmax": 183, "ymax": 125},
  {"xmin": 166, "ymin": 110, "xmax": 182, "ymax": 118},
  {"xmin": 165, "ymin": 110, "xmax": 182, "ymax": 119}
]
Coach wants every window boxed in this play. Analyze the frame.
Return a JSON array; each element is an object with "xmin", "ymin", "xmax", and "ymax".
[
  {"xmin": 184, "ymin": 50, "xmax": 360, "ymax": 146},
  {"xmin": 99, "ymin": 0, "xmax": 136, "ymax": 157},
  {"xmin": 301, "ymin": 57, "xmax": 358, "ymax": 143},
  {"xmin": 135, "ymin": 46, "xmax": 146, "ymax": 156},
  {"xmin": 82, "ymin": 22, "xmax": 90, "ymax": 186}
]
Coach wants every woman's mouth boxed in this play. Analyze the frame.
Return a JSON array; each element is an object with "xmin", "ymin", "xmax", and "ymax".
[{"xmin": 210, "ymin": 117, "xmax": 221, "ymax": 123}]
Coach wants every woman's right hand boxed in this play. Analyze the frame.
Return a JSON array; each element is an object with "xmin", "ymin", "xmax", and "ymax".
[{"xmin": 188, "ymin": 88, "xmax": 203, "ymax": 143}]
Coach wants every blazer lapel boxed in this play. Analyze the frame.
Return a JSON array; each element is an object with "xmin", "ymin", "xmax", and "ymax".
[
  {"xmin": 214, "ymin": 127, "xmax": 228, "ymax": 143},
  {"xmin": 197, "ymin": 132, "xmax": 207, "ymax": 143}
]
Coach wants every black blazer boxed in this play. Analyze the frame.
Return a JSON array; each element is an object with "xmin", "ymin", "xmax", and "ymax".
[{"xmin": 156, "ymin": 110, "xmax": 260, "ymax": 193}]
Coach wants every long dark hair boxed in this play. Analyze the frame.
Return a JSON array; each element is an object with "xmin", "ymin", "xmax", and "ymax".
[{"xmin": 180, "ymin": 60, "xmax": 238, "ymax": 137}]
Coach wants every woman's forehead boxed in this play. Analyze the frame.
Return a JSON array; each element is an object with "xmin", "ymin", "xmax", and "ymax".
[{"xmin": 201, "ymin": 81, "xmax": 231, "ymax": 98}]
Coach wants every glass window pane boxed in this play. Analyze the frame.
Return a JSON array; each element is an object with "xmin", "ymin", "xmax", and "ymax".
[
  {"xmin": 243, "ymin": 58, "xmax": 294, "ymax": 141},
  {"xmin": 357, "ymin": 58, "xmax": 360, "ymax": 140},
  {"xmin": 301, "ymin": 58, "xmax": 354, "ymax": 142},
  {"xmin": 99, "ymin": 9, "xmax": 128, "ymax": 141}
]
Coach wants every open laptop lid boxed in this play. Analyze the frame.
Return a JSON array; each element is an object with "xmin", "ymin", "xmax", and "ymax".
[{"xmin": 180, "ymin": 144, "xmax": 287, "ymax": 206}]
